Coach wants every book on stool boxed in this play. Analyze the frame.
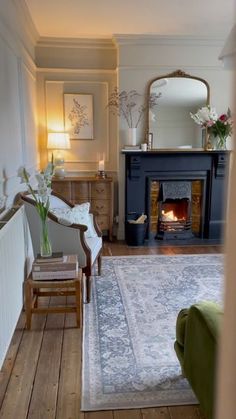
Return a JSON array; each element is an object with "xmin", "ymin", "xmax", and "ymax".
[{"xmin": 32, "ymin": 254, "xmax": 78, "ymax": 280}]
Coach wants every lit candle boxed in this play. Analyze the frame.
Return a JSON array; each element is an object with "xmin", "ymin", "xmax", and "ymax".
[{"xmin": 98, "ymin": 159, "xmax": 105, "ymax": 171}]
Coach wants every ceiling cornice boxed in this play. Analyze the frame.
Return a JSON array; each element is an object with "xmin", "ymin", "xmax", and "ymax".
[
  {"xmin": 113, "ymin": 34, "xmax": 226, "ymax": 47},
  {"xmin": 37, "ymin": 37, "xmax": 116, "ymax": 50},
  {"xmin": 14, "ymin": 0, "xmax": 40, "ymax": 45}
]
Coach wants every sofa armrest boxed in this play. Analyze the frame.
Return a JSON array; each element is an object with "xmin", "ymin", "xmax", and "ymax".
[
  {"xmin": 183, "ymin": 301, "xmax": 223, "ymax": 419},
  {"xmin": 88, "ymin": 212, "xmax": 102, "ymax": 237},
  {"xmin": 174, "ymin": 308, "xmax": 189, "ymax": 370}
]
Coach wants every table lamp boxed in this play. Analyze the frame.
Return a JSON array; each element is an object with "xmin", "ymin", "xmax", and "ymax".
[{"xmin": 47, "ymin": 132, "xmax": 70, "ymax": 178}]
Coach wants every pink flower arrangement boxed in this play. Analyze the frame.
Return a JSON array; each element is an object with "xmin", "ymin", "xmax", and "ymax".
[
  {"xmin": 190, "ymin": 106, "xmax": 233, "ymax": 149},
  {"xmin": 209, "ymin": 109, "xmax": 233, "ymax": 148}
]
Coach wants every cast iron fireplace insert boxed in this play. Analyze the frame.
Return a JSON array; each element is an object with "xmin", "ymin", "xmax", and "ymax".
[{"xmin": 157, "ymin": 181, "xmax": 193, "ymax": 240}]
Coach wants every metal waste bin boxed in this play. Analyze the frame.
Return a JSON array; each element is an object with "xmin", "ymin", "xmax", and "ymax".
[{"xmin": 125, "ymin": 221, "xmax": 147, "ymax": 246}]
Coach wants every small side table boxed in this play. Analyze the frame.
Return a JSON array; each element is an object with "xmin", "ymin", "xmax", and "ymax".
[{"xmin": 24, "ymin": 270, "xmax": 82, "ymax": 329}]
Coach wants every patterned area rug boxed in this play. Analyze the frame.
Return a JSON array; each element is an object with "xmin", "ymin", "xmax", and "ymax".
[{"xmin": 82, "ymin": 254, "xmax": 224, "ymax": 411}]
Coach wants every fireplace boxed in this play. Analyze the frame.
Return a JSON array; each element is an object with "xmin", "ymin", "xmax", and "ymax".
[
  {"xmin": 123, "ymin": 149, "xmax": 229, "ymax": 243},
  {"xmin": 157, "ymin": 181, "xmax": 193, "ymax": 240}
]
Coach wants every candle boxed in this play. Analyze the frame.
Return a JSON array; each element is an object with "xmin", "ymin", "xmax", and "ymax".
[{"xmin": 98, "ymin": 159, "xmax": 104, "ymax": 171}]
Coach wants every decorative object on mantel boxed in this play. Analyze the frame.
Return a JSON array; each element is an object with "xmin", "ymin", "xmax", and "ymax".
[
  {"xmin": 190, "ymin": 106, "xmax": 233, "ymax": 150},
  {"xmin": 82, "ymin": 254, "xmax": 223, "ymax": 411},
  {"xmin": 148, "ymin": 70, "xmax": 210, "ymax": 150},
  {"xmin": 107, "ymin": 88, "xmax": 161, "ymax": 146},
  {"xmin": 18, "ymin": 163, "xmax": 54, "ymax": 257},
  {"xmin": 209, "ymin": 109, "xmax": 233, "ymax": 150},
  {"xmin": 123, "ymin": 145, "xmax": 141, "ymax": 151},
  {"xmin": 47, "ymin": 132, "xmax": 70, "ymax": 178},
  {"xmin": 141, "ymin": 143, "xmax": 147, "ymax": 151}
]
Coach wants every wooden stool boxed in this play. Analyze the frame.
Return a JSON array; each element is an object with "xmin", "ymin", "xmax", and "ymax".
[{"xmin": 24, "ymin": 271, "xmax": 82, "ymax": 329}]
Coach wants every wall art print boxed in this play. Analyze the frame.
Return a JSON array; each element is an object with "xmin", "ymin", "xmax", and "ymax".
[{"xmin": 64, "ymin": 93, "xmax": 93, "ymax": 140}]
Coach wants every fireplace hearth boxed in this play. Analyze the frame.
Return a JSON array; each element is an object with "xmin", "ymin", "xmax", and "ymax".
[
  {"xmin": 157, "ymin": 181, "xmax": 193, "ymax": 240},
  {"xmin": 123, "ymin": 149, "xmax": 229, "ymax": 243}
]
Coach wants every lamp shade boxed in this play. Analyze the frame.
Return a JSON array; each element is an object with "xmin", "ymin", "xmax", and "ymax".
[{"xmin": 47, "ymin": 132, "xmax": 70, "ymax": 150}]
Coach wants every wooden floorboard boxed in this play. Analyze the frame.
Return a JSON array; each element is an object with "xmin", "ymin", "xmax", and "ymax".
[
  {"xmin": 114, "ymin": 410, "xmax": 142, "ymax": 419},
  {"xmin": 56, "ymin": 303, "xmax": 84, "ymax": 419},
  {"xmin": 168, "ymin": 405, "xmax": 203, "ymax": 419},
  {"xmin": 0, "ymin": 314, "xmax": 25, "ymax": 410},
  {"xmin": 27, "ymin": 297, "xmax": 65, "ymax": 419},
  {"xmin": 85, "ymin": 412, "xmax": 114, "ymax": 419},
  {"xmin": 0, "ymin": 311, "xmax": 47, "ymax": 419},
  {"xmin": 141, "ymin": 407, "xmax": 171, "ymax": 418},
  {"xmin": 0, "ymin": 242, "xmax": 218, "ymax": 418}
]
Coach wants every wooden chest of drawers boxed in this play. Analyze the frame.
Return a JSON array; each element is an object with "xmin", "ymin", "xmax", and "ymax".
[{"xmin": 52, "ymin": 177, "xmax": 114, "ymax": 241}]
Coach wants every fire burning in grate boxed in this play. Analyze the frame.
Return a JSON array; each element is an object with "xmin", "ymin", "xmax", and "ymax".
[
  {"xmin": 159, "ymin": 199, "xmax": 191, "ymax": 234},
  {"xmin": 162, "ymin": 209, "xmax": 180, "ymax": 222},
  {"xmin": 157, "ymin": 181, "xmax": 193, "ymax": 239}
]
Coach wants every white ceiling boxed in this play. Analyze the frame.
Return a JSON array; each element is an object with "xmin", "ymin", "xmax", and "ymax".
[{"xmin": 25, "ymin": 0, "xmax": 235, "ymax": 39}]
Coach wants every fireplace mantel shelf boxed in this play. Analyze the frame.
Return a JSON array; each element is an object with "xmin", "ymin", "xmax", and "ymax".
[{"xmin": 122, "ymin": 149, "xmax": 230, "ymax": 155}]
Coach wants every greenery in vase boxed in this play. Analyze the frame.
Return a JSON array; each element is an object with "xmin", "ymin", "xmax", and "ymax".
[
  {"xmin": 107, "ymin": 87, "xmax": 161, "ymax": 128},
  {"xmin": 18, "ymin": 162, "xmax": 54, "ymax": 256}
]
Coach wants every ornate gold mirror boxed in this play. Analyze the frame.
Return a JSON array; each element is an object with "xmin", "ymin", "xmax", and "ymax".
[{"xmin": 148, "ymin": 70, "xmax": 210, "ymax": 149}]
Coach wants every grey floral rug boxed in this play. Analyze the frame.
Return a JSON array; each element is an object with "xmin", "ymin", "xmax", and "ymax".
[{"xmin": 82, "ymin": 254, "xmax": 224, "ymax": 411}]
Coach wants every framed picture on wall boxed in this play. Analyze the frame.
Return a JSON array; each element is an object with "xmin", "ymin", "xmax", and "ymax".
[{"xmin": 64, "ymin": 93, "xmax": 94, "ymax": 139}]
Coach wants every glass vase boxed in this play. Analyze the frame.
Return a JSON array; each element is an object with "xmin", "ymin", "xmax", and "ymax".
[
  {"xmin": 215, "ymin": 135, "xmax": 227, "ymax": 150},
  {"xmin": 40, "ymin": 218, "xmax": 52, "ymax": 257}
]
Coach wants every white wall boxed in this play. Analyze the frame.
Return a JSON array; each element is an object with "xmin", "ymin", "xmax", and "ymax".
[
  {"xmin": 0, "ymin": 0, "xmax": 38, "ymax": 368},
  {"xmin": 0, "ymin": 207, "xmax": 33, "ymax": 368},
  {"xmin": 37, "ymin": 69, "xmax": 118, "ymax": 174},
  {"xmin": 35, "ymin": 39, "xmax": 118, "ymax": 175},
  {"xmin": 35, "ymin": 39, "xmax": 119, "ymax": 225},
  {"xmin": 114, "ymin": 35, "xmax": 234, "ymax": 239},
  {"xmin": 0, "ymin": 0, "xmax": 38, "ymax": 213}
]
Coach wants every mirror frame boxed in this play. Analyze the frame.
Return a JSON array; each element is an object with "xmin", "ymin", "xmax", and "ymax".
[{"xmin": 147, "ymin": 69, "xmax": 210, "ymax": 150}]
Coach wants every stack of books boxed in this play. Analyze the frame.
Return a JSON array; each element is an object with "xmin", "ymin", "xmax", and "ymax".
[
  {"xmin": 32, "ymin": 253, "xmax": 78, "ymax": 280},
  {"xmin": 122, "ymin": 145, "xmax": 141, "ymax": 151}
]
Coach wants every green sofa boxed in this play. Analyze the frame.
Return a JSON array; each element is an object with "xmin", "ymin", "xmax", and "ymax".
[{"xmin": 174, "ymin": 301, "xmax": 223, "ymax": 419}]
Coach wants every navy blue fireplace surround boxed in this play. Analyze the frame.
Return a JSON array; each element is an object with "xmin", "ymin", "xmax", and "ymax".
[{"xmin": 123, "ymin": 150, "xmax": 230, "ymax": 242}]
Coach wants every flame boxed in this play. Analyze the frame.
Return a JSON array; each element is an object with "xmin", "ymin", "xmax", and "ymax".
[{"xmin": 161, "ymin": 210, "xmax": 178, "ymax": 221}]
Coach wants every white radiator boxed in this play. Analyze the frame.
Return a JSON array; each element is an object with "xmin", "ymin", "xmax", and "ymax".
[{"xmin": 0, "ymin": 206, "xmax": 33, "ymax": 368}]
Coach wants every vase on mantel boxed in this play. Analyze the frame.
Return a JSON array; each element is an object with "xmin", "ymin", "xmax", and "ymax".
[
  {"xmin": 40, "ymin": 218, "xmax": 52, "ymax": 257},
  {"xmin": 127, "ymin": 127, "xmax": 137, "ymax": 146},
  {"xmin": 213, "ymin": 135, "xmax": 228, "ymax": 150},
  {"xmin": 204, "ymin": 132, "xmax": 213, "ymax": 151}
]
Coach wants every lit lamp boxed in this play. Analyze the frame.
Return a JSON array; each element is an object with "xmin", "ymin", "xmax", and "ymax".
[{"xmin": 47, "ymin": 132, "xmax": 70, "ymax": 178}]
